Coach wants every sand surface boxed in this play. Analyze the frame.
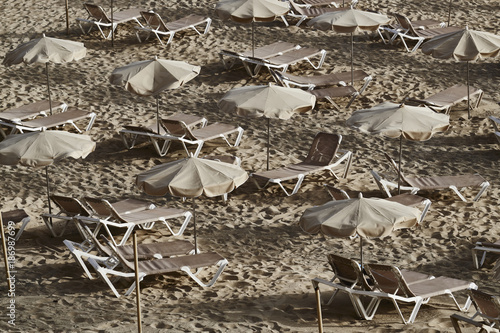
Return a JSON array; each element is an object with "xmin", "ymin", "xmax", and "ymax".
[{"xmin": 0, "ymin": 0, "xmax": 499, "ymax": 331}]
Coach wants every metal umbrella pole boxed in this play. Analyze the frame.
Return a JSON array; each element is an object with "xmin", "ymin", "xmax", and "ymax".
[
  {"xmin": 111, "ymin": 0, "xmax": 114, "ymax": 47},
  {"xmin": 45, "ymin": 63, "xmax": 53, "ymax": 115}
]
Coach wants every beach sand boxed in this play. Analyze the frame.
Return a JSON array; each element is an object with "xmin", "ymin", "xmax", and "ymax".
[{"xmin": 0, "ymin": 0, "xmax": 499, "ymax": 331}]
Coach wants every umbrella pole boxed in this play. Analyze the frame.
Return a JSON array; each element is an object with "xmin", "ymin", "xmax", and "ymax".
[
  {"xmin": 467, "ymin": 61, "xmax": 471, "ymax": 119},
  {"xmin": 350, "ymin": 32, "xmax": 354, "ymax": 86},
  {"xmin": 46, "ymin": 166, "xmax": 53, "ymax": 226},
  {"xmin": 447, "ymin": 0, "xmax": 452, "ymax": 26},
  {"xmin": 133, "ymin": 231, "xmax": 143, "ymax": 333},
  {"xmin": 192, "ymin": 198, "xmax": 198, "ymax": 255},
  {"xmin": 65, "ymin": 0, "xmax": 70, "ymax": 35},
  {"xmin": 360, "ymin": 237, "xmax": 363, "ymax": 269},
  {"xmin": 156, "ymin": 96, "xmax": 160, "ymax": 133},
  {"xmin": 398, "ymin": 136, "xmax": 402, "ymax": 194},
  {"xmin": 0, "ymin": 214, "xmax": 12, "ymax": 292},
  {"xmin": 111, "ymin": 0, "xmax": 114, "ymax": 47},
  {"xmin": 252, "ymin": 21, "xmax": 255, "ymax": 58},
  {"xmin": 46, "ymin": 63, "xmax": 53, "ymax": 115},
  {"xmin": 267, "ymin": 118, "xmax": 270, "ymax": 171},
  {"xmin": 314, "ymin": 283, "xmax": 324, "ymax": 333}
]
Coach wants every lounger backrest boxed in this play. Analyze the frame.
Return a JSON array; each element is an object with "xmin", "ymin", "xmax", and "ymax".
[
  {"xmin": 140, "ymin": 11, "xmax": 168, "ymax": 31},
  {"xmin": 325, "ymin": 185, "xmax": 350, "ymax": 201},
  {"xmin": 328, "ymin": 254, "xmax": 372, "ymax": 290},
  {"xmin": 84, "ymin": 197, "xmax": 115, "ymax": 220},
  {"xmin": 51, "ymin": 195, "xmax": 92, "ymax": 217},
  {"xmin": 161, "ymin": 119, "xmax": 186, "ymax": 136},
  {"xmin": 365, "ymin": 263, "xmax": 414, "ymax": 297},
  {"xmin": 394, "ymin": 13, "xmax": 416, "ymax": 35},
  {"xmin": 303, "ymin": 132, "xmax": 341, "ymax": 166},
  {"xmin": 471, "ymin": 289, "xmax": 500, "ymax": 324},
  {"xmin": 84, "ymin": 3, "xmax": 111, "ymax": 23},
  {"xmin": 382, "ymin": 152, "xmax": 411, "ymax": 184}
]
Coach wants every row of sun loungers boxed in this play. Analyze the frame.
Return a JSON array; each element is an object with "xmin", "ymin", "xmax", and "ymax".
[{"xmin": 77, "ymin": 3, "xmax": 211, "ymax": 45}]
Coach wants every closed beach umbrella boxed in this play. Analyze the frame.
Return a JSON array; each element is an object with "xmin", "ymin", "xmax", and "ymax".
[
  {"xmin": 3, "ymin": 34, "xmax": 86, "ymax": 115},
  {"xmin": 110, "ymin": 57, "xmax": 201, "ymax": 133},
  {"xmin": 307, "ymin": 9, "xmax": 390, "ymax": 85},
  {"xmin": 346, "ymin": 102, "xmax": 450, "ymax": 192},
  {"xmin": 215, "ymin": 0, "xmax": 289, "ymax": 56},
  {"xmin": 136, "ymin": 157, "xmax": 248, "ymax": 252},
  {"xmin": 299, "ymin": 196, "xmax": 421, "ymax": 267},
  {"xmin": 218, "ymin": 84, "xmax": 316, "ymax": 170},
  {"xmin": 0, "ymin": 131, "xmax": 96, "ymax": 220},
  {"xmin": 422, "ymin": 26, "xmax": 500, "ymax": 118}
]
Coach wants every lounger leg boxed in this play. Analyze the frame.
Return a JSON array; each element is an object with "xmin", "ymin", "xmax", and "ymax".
[
  {"xmin": 42, "ymin": 215, "xmax": 72, "ymax": 237},
  {"xmin": 161, "ymin": 212, "xmax": 192, "ymax": 237},
  {"xmin": 150, "ymin": 138, "xmax": 173, "ymax": 157},
  {"xmin": 473, "ymin": 181, "xmax": 490, "ymax": 201},
  {"xmin": 180, "ymin": 259, "xmax": 228, "ymax": 288},
  {"xmin": 449, "ymin": 186, "xmax": 468, "ymax": 202},
  {"xmin": 13, "ymin": 217, "xmax": 30, "ymax": 242}
]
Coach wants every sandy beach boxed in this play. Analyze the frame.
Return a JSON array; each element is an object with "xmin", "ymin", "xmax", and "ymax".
[{"xmin": 0, "ymin": 0, "xmax": 499, "ymax": 331}]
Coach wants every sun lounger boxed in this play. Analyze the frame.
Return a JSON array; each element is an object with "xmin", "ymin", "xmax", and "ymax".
[
  {"xmin": 251, "ymin": 132, "xmax": 353, "ymax": 196},
  {"xmin": 0, "ymin": 100, "xmax": 67, "ymax": 122},
  {"xmin": 312, "ymin": 254, "xmax": 434, "ymax": 325},
  {"xmin": 87, "ymin": 235, "xmax": 228, "ymax": 297},
  {"xmin": 219, "ymin": 41, "xmax": 300, "ymax": 73},
  {"xmin": 119, "ymin": 113, "xmax": 207, "ymax": 156},
  {"xmin": 243, "ymin": 46, "xmax": 327, "ymax": 77},
  {"xmin": 282, "ymin": 0, "xmax": 349, "ymax": 26},
  {"xmin": 161, "ymin": 119, "xmax": 244, "ymax": 157},
  {"xmin": 136, "ymin": 11, "xmax": 211, "ymax": 45},
  {"xmin": 364, "ymin": 263, "xmax": 477, "ymax": 324},
  {"xmin": 1, "ymin": 209, "xmax": 31, "ymax": 242},
  {"xmin": 297, "ymin": 0, "xmax": 354, "ymax": 8},
  {"xmin": 0, "ymin": 108, "xmax": 96, "ymax": 138},
  {"xmin": 391, "ymin": 13, "xmax": 461, "ymax": 52},
  {"xmin": 309, "ymin": 85, "xmax": 359, "ymax": 110},
  {"xmin": 407, "ymin": 84, "xmax": 484, "ymax": 114},
  {"xmin": 450, "ymin": 289, "xmax": 500, "ymax": 333},
  {"xmin": 271, "ymin": 69, "xmax": 372, "ymax": 94},
  {"xmin": 370, "ymin": 152, "xmax": 490, "ymax": 202},
  {"xmin": 41, "ymin": 194, "xmax": 156, "ymax": 238},
  {"xmin": 77, "ymin": 3, "xmax": 145, "ymax": 39},
  {"xmin": 379, "ymin": 13, "xmax": 445, "ymax": 44},
  {"xmin": 83, "ymin": 196, "xmax": 192, "ymax": 246},
  {"xmin": 64, "ymin": 219, "xmax": 195, "ymax": 279}
]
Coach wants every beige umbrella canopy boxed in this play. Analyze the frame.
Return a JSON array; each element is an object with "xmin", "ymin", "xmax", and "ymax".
[
  {"xmin": 110, "ymin": 58, "xmax": 201, "ymax": 132},
  {"xmin": 346, "ymin": 102, "xmax": 450, "ymax": 191},
  {"xmin": 218, "ymin": 84, "xmax": 316, "ymax": 170},
  {"xmin": 307, "ymin": 9, "xmax": 390, "ymax": 85},
  {"xmin": 215, "ymin": 0, "xmax": 289, "ymax": 56},
  {"xmin": 0, "ymin": 130, "xmax": 96, "ymax": 219},
  {"xmin": 422, "ymin": 26, "xmax": 500, "ymax": 118},
  {"xmin": 299, "ymin": 196, "xmax": 420, "ymax": 267},
  {"xmin": 136, "ymin": 157, "xmax": 248, "ymax": 252},
  {"xmin": 3, "ymin": 34, "xmax": 86, "ymax": 115}
]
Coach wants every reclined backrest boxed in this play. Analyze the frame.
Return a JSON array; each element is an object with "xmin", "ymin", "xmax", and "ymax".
[
  {"xmin": 84, "ymin": 3, "xmax": 111, "ymax": 23},
  {"xmin": 382, "ymin": 152, "xmax": 411, "ymax": 184},
  {"xmin": 303, "ymin": 132, "xmax": 341, "ymax": 166},
  {"xmin": 51, "ymin": 195, "xmax": 92, "ymax": 217},
  {"xmin": 328, "ymin": 254, "xmax": 371, "ymax": 290},
  {"xmin": 161, "ymin": 119, "xmax": 186, "ymax": 136},
  {"xmin": 140, "ymin": 11, "xmax": 168, "ymax": 31},
  {"xmin": 394, "ymin": 13, "xmax": 413, "ymax": 32},
  {"xmin": 84, "ymin": 196, "xmax": 114, "ymax": 219},
  {"xmin": 471, "ymin": 289, "xmax": 500, "ymax": 324},
  {"xmin": 365, "ymin": 263, "xmax": 412, "ymax": 296}
]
